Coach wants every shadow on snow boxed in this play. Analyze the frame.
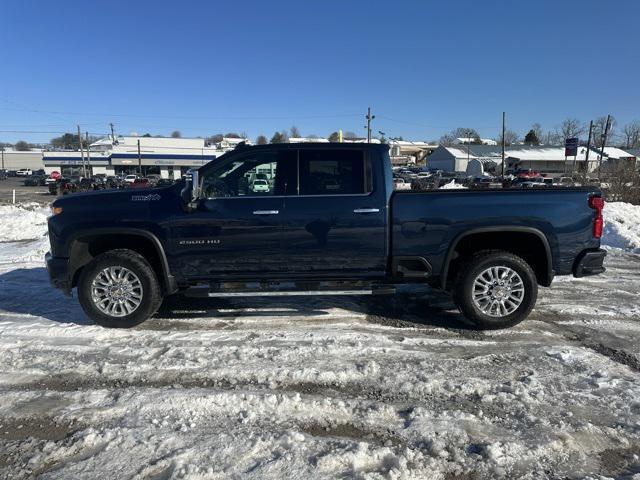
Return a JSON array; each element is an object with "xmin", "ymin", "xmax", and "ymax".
[{"xmin": 0, "ymin": 267, "xmax": 473, "ymax": 330}]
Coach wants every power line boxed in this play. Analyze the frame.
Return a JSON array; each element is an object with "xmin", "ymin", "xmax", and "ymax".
[
  {"xmin": 0, "ymin": 106, "xmax": 362, "ymax": 121},
  {"xmin": 377, "ymin": 116, "xmax": 501, "ymax": 130},
  {"xmin": 0, "ymin": 129, "xmax": 110, "ymax": 135}
]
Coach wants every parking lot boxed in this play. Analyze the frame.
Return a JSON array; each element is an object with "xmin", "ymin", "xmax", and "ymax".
[
  {"xmin": 0, "ymin": 203, "xmax": 640, "ymax": 479},
  {"xmin": 0, "ymin": 177, "xmax": 53, "ymax": 205}
]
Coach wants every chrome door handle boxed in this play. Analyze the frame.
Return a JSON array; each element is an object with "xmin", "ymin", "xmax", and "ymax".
[
  {"xmin": 253, "ymin": 210, "xmax": 279, "ymax": 215},
  {"xmin": 353, "ymin": 208, "xmax": 380, "ymax": 214}
]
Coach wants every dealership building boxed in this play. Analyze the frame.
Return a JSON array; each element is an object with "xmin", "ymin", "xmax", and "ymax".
[{"xmin": 42, "ymin": 136, "xmax": 236, "ymax": 178}]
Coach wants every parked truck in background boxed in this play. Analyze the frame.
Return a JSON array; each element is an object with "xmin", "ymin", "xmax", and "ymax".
[{"xmin": 46, "ymin": 143, "xmax": 606, "ymax": 329}]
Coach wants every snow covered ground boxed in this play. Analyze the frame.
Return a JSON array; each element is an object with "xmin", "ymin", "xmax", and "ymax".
[{"xmin": 1, "ymin": 203, "xmax": 640, "ymax": 479}]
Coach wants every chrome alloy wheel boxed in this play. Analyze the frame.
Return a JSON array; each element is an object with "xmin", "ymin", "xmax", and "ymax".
[
  {"xmin": 91, "ymin": 266, "xmax": 143, "ymax": 317},
  {"xmin": 472, "ymin": 266, "xmax": 525, "ymax": 317}
]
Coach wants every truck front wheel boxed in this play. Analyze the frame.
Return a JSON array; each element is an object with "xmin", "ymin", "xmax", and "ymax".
[
  {"xmin": 77, "ymin": 249, "xmax": 163, "ymax": 328},
  {"xmin": 453, "ymin": 250, "xmax": 538, "ymax": 329}
]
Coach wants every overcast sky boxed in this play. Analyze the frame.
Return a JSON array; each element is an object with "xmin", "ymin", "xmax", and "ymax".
[{"xmin": 1, "ymin": 0, "xmax": 638, "ymax": 144}]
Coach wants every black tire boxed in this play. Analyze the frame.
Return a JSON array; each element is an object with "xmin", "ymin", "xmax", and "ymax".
[
  {"xmin": 452, "ymin": 250, "xmax": 538, "ymax": 329},
  {"xmin": 77, "ymin": 249, "xmax": 163, "ymax": 328}
]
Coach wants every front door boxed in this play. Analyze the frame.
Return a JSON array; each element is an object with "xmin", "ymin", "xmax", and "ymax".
[{"xmin": 170, "ymin": 149, "xmax": 297, "ymax": 280}]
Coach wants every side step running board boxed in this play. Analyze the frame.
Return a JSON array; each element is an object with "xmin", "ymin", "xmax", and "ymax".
[
  {"xmin": 206, "ymin": 289, "xmax": 380, "ymax": 298},
  {"xmin": 183, "ymin": 282, "xmax": 396, "ymax": 298}
]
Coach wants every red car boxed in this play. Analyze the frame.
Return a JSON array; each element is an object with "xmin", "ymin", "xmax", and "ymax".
[{"xmin": 129, "ymin": 178, "xmax": 151, "ymax": 188}]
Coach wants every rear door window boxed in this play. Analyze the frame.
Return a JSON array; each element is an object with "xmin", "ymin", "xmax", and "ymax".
[{"xmin": 298, "ymin": 149, "xmax": 372, "ymax": 195}]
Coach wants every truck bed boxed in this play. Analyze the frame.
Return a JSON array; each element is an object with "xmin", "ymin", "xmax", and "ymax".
[{"xmin": 390, "ymin": 187, "xmax": 601, "ymax": 281}]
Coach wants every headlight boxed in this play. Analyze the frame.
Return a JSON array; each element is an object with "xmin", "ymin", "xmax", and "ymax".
[{"xmin": 50, "ymin": 206, "xmax": 63, "ymax": 216}]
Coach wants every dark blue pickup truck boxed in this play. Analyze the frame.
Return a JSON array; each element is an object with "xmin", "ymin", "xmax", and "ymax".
[{"xmin": 46, "ymin": 143, "xmax": 606, "ymax": 329}]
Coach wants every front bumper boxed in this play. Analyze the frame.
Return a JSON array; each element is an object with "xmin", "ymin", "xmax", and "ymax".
[
  {"xmin": 45, "ymin": 252, "xmax": 72, "ymax": 296},
  {"xmin": 573, "ymin": 248, "xmax": 607, "ymax": 277}
]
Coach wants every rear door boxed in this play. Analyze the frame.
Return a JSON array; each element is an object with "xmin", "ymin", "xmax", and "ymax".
[{"xmin": 280, "ymin": 148, "xmax": 388, "ymax": 277}]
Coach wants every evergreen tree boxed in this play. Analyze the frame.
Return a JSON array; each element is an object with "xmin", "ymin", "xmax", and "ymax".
[
  {"xmin": 524, "ymin": 129, "xmax": 540, "ymax": 145},
  {"xmin": 270, "ymin": 131, "xmax": 287, "ymax": 143}
]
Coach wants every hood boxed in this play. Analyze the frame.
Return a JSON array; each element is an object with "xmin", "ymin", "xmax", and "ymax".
[{"xmin": 51, "ymin": 183, "xmax": 181, "ymax": 212}]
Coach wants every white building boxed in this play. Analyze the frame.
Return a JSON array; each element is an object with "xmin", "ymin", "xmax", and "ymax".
[
  {"xmin": 388, "ymin": 140, "xmax": 437, "ymax": 165},
  {"xmin": 598, "ymin": 147, "xmax": 637, "ymax": 170},
  {"xmin": 427, "ymin": 145, "xmax": 604, "ymax": 176},
  {"xmin": 43, "ymin": 136, "xmax": 233, "ymax": 179},
  {"xmin": 288, "ymin": 137, "xmax": 330, "ymax": 143},
  {"xmin": 214, "ymin": 137, "xmax": 252, "ymax": 150},
  {"xmin": 0, "ymin": 148, "xmax": 45, "ymax": 170},
  {"xmin": 427, "ymin": 145, "xmax": 498, "ymax": 173}
]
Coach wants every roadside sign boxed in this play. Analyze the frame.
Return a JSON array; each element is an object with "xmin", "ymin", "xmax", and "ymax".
[{"xmin": 565, "ymin": 137, "xmax": 578, "ymax": 157}]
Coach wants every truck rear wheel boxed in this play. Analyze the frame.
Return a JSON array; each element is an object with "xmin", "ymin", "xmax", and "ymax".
[
  {"xmin": 453, "ymin": 250, "xmax": 537, "ymax": 329},
  {"xmin": 77, "ymin": 249, "xmax": 162, "ymax": 328}
]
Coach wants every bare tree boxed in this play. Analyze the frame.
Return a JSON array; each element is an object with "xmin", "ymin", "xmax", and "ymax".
[
  {"xmin": 343, "ymin": 131, "xmax": 358, "ymax": 140},
  {"xmin": 256, "ymin": 135, "xmax": 268, "ymax": 145},
  {"xmin": 621, "ymin": 121, "xmax": 640, "ymax": 149},
  {"xmin": 498, "ymin": 129, "xmax": 519, "ymax": 146},
  {"xmin": 605, "ymin": 162, "xmax": 640, "ymax": 204},
  {"xmin": 451, "ymin": 127, "xmax": 480, "ymax": 140},
  {"xmin": 557, "ymin": 118, "xmax": 584, "ymax": 141},
  {"xmin": 289, "ymin": 126, "xmax": 301, "ymax": 138},
  {"xmin": 170, "ymin": 130, "xmax": 182, "ymax": 138},
  {"xmin": 439, "ymin": 133, "xmax": 456, "ymax": 146},
  {"xmin": 543, "ymin": 130, "xmax": 562, "ymax": 146}
]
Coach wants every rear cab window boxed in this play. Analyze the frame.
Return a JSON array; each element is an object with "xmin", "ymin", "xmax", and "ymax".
[{"xmin": 298, "ymin": 149, "xmax": 373, "ymax": 196}]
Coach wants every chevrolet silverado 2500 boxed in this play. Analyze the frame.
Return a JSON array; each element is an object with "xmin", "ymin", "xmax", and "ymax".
[{"xmin": 46, "ymin": 143, "xmax": 606, "ymax": 329}]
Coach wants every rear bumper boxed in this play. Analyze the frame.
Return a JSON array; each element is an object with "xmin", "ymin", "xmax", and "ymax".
[
  {"xmin": 573, "ymin": 248, "xmax": 607, "ymax": 277},
  {"xmin": 45, "ymin": 252, "xmax": 72, "ymax": 296}
]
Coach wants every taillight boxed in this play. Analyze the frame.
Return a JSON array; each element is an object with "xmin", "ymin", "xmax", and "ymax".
[{"xmin": 588, "ymin": 195, "xmax": 604, "ymax": 239}]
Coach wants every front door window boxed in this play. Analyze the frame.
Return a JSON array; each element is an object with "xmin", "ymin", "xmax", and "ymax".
[{"xmin": 201, "ymin": 150, "xmax": 297, "ymax": 198}]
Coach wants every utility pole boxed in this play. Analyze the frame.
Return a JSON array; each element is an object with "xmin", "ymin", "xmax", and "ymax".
[
  {"xmin": 365, "ymin": 107, "xmax": 375, "ymax": 143},
  {"xmin": 137, "ymin": 139, "xmax": 142, "ymax": 176},
  {"xmin": 597, "ymin": 114, "xmax": 611, "ymax": 180},
  {"xmin": 85, "ymin": 131, "xmax": 91, "ymax": 176},
  {"xmin": 501, "ymin": 112, "xmax": 506, "ymax": 177},
  {"xmin": 1, "ymin": 144, "xmax": 4, "ymax": 170},
  {"xmin": 584, "ymin": 120, "xmax": 593, "ymax": 174},
  {"xmin": 467, "ymin": 129, "xmax": 471, "ymax": 165},
  {"xmin": 109, "ymin": 123, "xmax": 116, "ymax": 143},
  {"xmin": 77, "ymin": 124, "xmax": 86, "ymax": 178}
]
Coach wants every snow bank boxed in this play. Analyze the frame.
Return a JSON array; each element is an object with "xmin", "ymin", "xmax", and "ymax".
[
  {"xmin": 602, "ymin": 202, "xmax": 640, "ymax": 253},
  {"xmin": 439, "ymin": 180, "xmax": 467, "ymax": 189},
  {"xmin": 0, "ymin": 203, "xmax": 50, "ymax": 242}
]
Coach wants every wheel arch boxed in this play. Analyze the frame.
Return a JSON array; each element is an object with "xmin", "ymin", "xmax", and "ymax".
[
  {"xmin": 440, "ymin": 226, "xmax": 554, "ymax": 289},
  {"xmin": 67, "ymin": 228, "xmax": 178, "ymax": 294}
]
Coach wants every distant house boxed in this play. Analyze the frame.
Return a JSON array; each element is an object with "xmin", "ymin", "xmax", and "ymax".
[
  {"xmin": 597, "ymin": 147, "xmax": 637, "ymax": 170},
  {"xmin": 388, "ymin": 140, "xmax": 437, "ymax": 165},
  {"xmin": 452, "ymin": 137, "xmax": 498, "ymax": 146},
  {"xmin": 427, "ymin": 145, "xmax": 502, "ymax": 173},
  {"xmin": 288, "ymin": 137, "xmax": 330, "ymax": 143}
]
